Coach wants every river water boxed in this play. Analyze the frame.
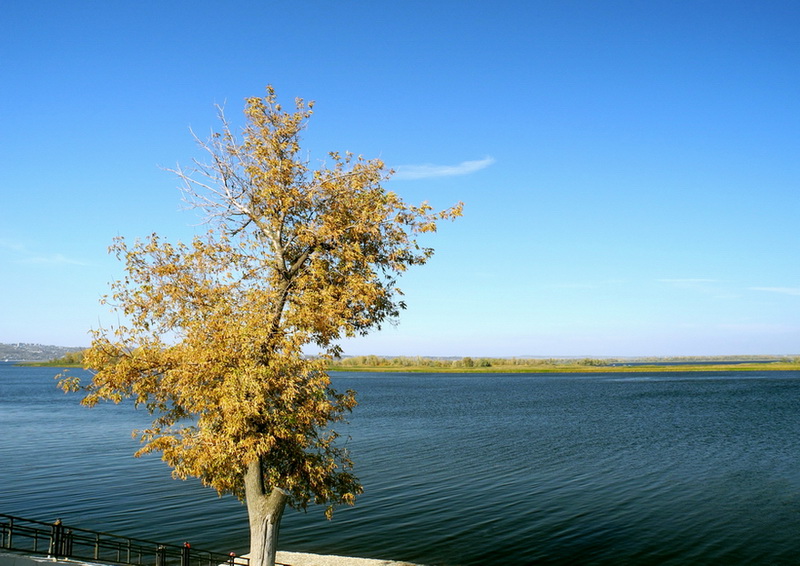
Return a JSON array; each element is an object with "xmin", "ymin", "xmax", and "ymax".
[{"xmin": 2, "ymin": 363, "xmax": 799, "ymax": 565}]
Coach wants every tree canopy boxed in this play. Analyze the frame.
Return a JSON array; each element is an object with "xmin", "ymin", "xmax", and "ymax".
[{"xmin": 60, "ymin": 86, "xmax": 461, "ymax": 564}]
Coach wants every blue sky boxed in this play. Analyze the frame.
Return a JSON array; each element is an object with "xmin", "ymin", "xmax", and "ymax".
[{"xmin": 2, "ymin": 1, "xmax": 799, "ymax": 357}]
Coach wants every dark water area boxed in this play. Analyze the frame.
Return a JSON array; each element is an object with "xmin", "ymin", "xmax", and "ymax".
[{"xmin": 2, "ymin": 363, "xmax": 800, "ymax": 565}]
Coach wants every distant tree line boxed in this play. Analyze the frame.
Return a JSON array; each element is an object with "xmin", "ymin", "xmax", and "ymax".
[
  {"xmin": 329, "ymin": 355, "xmax": 800, "ymax": 369},
  {"xmin": 330, "ymin": 355, "xmax": 612, "ymax": 369},
  {"xmin": 40, "ymin": 350, "xmax": 85, "ymax": 366},
  {"xmin": 40, "ymin": 351, "xmax": 800, "ymax": 369}
]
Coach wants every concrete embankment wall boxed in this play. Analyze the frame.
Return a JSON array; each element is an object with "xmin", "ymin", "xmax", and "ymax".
[
  {"xmin": 0, "ymin": 550, "xmax": 418, "ymax": 566},
  {"xmin": 0, "ymin": 552, "xmax": 96, "ymax": 566}
]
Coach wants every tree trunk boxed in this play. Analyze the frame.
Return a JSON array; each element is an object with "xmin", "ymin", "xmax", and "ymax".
[{"xmin": 245, "ymin": 458, "xmax": 289, "ymax": 566}]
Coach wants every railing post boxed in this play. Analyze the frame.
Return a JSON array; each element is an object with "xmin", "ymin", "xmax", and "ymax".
[
  {"xmin": 65, "ymin": 529, "xmax": 74, "ymax": 557},
  {"xmin": 49, "ymin": 519, "xmax": 64, "ymax": 558},
  {"xmin": 182, "ymin": 542, "xmax": 191, "ymax": 566},
  {"xmin": 95, "ymin": 533, "xmax": 101, "ymax": 560},
  {"xmin": 156, "ymin": 545, "xmax": 167, "ymax": 566},
  {"xmin": 4, "ymin": 516, "xmax": 13, "ymax": 548}
]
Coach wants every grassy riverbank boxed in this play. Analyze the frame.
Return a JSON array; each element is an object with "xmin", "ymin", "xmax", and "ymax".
[
  {"xmin": 328, "ymin": 362, "xmax": 800, "ymax": 373},
  {"xmin": 329, "ymin": 356, "xmax": 800, "ymax": 373},
  {"xmin": 22, "ymin": 355, "xmax": 800, "ymax": 373},
  {"xmin": 19, "ymin": 361, "xmax": 87, "ymax": 368},
  {"xmin": 18, "ymin": 350, "xmax": 84, "ymax": 367}
]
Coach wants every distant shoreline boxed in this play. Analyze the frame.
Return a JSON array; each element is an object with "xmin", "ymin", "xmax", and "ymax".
[
  {"xmin": 20, "ymin": 360, "xmax": 800, "ymax": 373},
  {"xmin": 327, "ymin": 362, "xmax": 800, "ymax": 373}
]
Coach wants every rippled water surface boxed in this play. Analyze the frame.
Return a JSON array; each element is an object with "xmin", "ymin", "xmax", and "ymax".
[{"xmin": 2, "ymin": 364, "xmax": 800, "ymax": 565}]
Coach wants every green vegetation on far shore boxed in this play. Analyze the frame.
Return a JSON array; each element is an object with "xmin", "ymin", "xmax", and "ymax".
[
  {"xmin": 21, "ymin": 350, "xmax": 84, "ymax": 367},
  {"xmin": 22, "ymin": 352, "xmax": 800, "ymax": 373},
  {"xmin": 328, "ymin": 355, "xmax": 800, "ymax": 373}
]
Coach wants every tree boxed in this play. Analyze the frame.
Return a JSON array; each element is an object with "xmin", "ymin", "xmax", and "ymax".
[{"xmin": 59, "ymin": 86, "xmax": 462, "ymax": 566}]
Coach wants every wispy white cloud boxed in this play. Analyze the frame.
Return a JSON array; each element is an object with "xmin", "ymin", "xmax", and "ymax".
[
  {"xmin": 1, "ymin": 238, "xmax": 88, "ymax": 266},
  {"xmin": 750, "ymin": 287, "xmax": 800, "ymax": 296},
  {"xmin": 553, "ymin": 279, "xmax": 628, "ymax": 290},
  {"xmin": 657, "ymin": 279, "xmax": 743, "ymax": 300},
  {"xmin": 394, "ymin": 156, "xmax": 496, "ymax": 180},
  {"xmin": 657, "ymin": 279, "xmax": 720, "ymax": 292},
  {"xmin": 717, "ymin": 322, "xmax": 798, "ymax": 333},
  {"xmin": 0, "ymin": 239, "xmax": 26, "ymax": 253},
  {"xmin": 555, "ymin": 283, "xmax": 598, "ymax": 290},
  {"xmin": 22, "ymin": 254, "xmax": 88, "ymax": 266},
  {"xmin": 657, "ymin": 278, "xmax": 717, "ymax": 285}
]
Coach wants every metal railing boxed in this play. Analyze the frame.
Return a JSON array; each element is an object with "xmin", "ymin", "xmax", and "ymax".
[{"xmin": 0, "ymin": 514, "xmax": 252, "ymax": 566}]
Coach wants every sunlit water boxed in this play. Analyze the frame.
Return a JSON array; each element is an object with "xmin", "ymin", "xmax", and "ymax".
[{"xmin": 2, "ymin": 363, "xmax": 800, "ymax": 565}]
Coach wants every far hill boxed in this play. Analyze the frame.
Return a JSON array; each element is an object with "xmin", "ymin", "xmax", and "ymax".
[{"xmin": 0, "ymin": 342, "xmax": 85, "ymax": 362}]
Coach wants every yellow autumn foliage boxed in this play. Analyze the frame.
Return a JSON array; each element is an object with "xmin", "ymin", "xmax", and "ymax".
[{"xmin": 60, "ymin": 86, "xmax": 461, "ymax": 522}]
